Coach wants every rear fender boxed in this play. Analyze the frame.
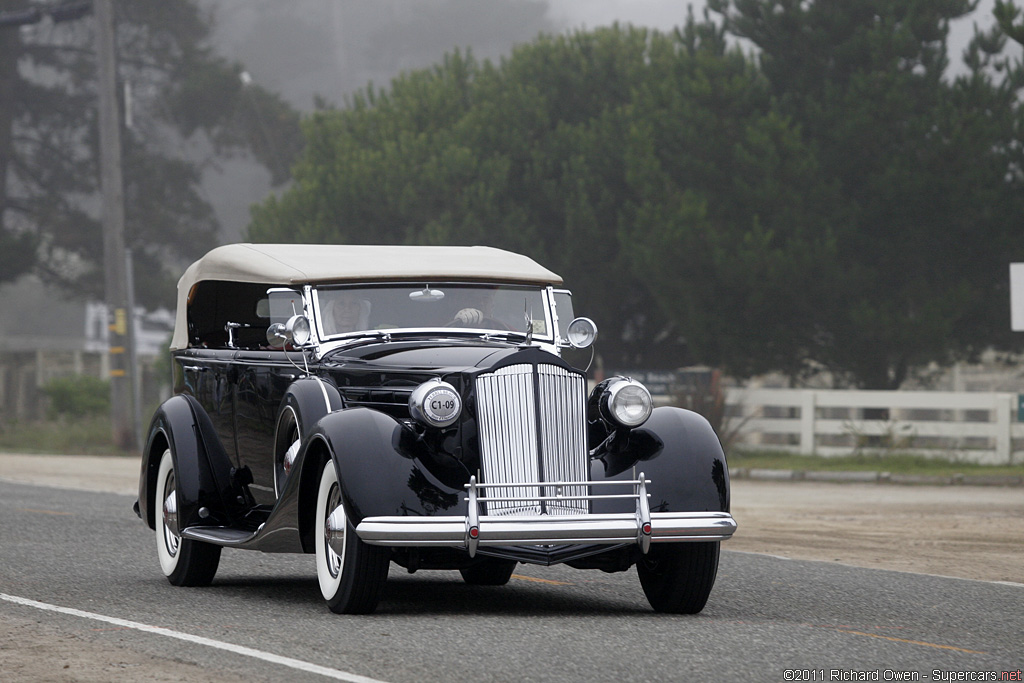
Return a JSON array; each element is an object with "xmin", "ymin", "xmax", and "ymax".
[
  {"xmin": 591, "ymin": 406, "xmax": 730, "ymax": 514},
  {"xmin": 139, "ymin": 394, "xmax": 242, "ymax": 530}
]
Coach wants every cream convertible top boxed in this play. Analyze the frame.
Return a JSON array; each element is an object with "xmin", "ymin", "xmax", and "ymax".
[{"xmin": 171, "ymin": 243, "xmax": 563, "ymax": 350}]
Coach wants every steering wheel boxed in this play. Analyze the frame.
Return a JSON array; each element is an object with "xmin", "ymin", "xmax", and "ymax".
[{"xmin": 444, "ymin": 317, "xmax": 510, "ymax": 330}]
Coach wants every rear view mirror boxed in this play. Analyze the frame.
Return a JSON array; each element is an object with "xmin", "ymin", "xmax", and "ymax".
[{"xmin": 409, "ymin": 286, "xmax": 445, "ymax": 302}]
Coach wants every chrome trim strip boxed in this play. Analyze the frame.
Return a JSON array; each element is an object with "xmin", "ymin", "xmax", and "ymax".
[
  {"xmin": 466, "ymin": 476, "xmax": 652, "ymax": 505},
  {"xmin": 314, "ymin": 377, "xmax": 332, "ymax": 414}
]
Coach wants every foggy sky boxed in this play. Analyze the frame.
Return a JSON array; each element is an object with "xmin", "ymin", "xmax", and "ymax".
[{"xmin": 200, "ymin": 0, "xmax": 1013, "ymax": 243}]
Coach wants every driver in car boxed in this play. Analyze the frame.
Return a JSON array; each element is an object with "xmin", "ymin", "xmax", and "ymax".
[
  {"xmin": 451, "ymin": 288, "xmax": 499, "ymax": 327},
  {"xmin": 329, "ymin": 291, "xmax": 370, "ymax": 334}
]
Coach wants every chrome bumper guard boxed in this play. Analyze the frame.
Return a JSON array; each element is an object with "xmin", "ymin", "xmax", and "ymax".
[{"xmin": 349, "ymin": 473, "xmax": 737, "ymax": 557}]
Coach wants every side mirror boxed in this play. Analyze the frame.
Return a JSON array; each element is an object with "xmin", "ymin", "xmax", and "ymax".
[{"xmin": 266, "ymin": 315, "xmax": 311, "ymax": 349}]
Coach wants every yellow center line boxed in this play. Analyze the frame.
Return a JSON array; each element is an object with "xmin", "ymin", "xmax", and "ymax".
[
  {"xmin": 18, "ymin": 508, "xmax": 73, "ymax": 516},
  {"xmin": 839, "ymin": 629, "xmax": 988, "ymax": 655},
  {"xmin": 511, "ymin": 574, "xmax": 572, "ymax": 586}
]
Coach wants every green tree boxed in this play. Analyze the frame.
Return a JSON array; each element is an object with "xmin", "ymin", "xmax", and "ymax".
[
  {"xmin": 711, "ymin": 0, "xmax": 1024, "ymax": 388},
  {"xmin": 0, "ymin": 1, "xmax": 302, "ymax": 306},
  {"xmin": 251, "ymin": 19, "xmax": 835, "ymax": 373},
  {"xmin": 618, "ymin": 18, "xmax": 841, "ymax": 379}
]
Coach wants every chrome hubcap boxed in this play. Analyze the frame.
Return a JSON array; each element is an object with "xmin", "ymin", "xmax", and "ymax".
[
  {"xmin": 283, "ymin": 439, "xmax": 300, "ymax": 476},
  {"xmin": 324, "ymin": 483, "xmax": 343, "ymax": 578},
  {"xmin": 162, "ymin": 473, "xmax": 180, "ymax": 557}
]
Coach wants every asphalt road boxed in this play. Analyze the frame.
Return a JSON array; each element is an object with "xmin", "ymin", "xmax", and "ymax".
[{"xmin": 1, "ymin": 479, "xmax": 1020, "ymax": 683}]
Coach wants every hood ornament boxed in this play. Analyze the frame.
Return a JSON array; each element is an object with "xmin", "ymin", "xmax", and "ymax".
[{"xmin": 521, "ymin": 304, "xmax": 534, "ymax": 346}]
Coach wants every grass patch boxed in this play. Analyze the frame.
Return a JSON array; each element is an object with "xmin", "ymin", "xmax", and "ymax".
[
  {"xmin": 728, "ymin": 449, "xmax": 1024, "ymax": 478},
  {"xmin": 0, "ymin": 416, "xmax": 120, "ymax": 455}
]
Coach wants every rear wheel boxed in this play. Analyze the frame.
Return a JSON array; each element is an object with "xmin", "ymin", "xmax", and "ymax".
[
  {"xmin": 459, "ymin": 558, "xmax": 517, "ymax": 586},
  {"xmin": 637, "ymin": 542, "xmax": 720, "ymax": 614},
  {"xmin": 154, "ymin": 449, "xmax": 221, "ymax": 587},
  {"xmin": 314, "ymin": 459, "xmax": 390, "ymax": 614}
]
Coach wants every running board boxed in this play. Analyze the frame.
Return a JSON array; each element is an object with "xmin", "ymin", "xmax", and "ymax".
[{"xmin": 181, "ymin": 525, "xmax": 260, "ymax": 547}]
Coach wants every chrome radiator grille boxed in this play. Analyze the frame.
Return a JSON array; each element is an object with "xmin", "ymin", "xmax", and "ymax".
[{"xmin": 474, "ymin": 363, "xmax": 588, "ymax": 516}]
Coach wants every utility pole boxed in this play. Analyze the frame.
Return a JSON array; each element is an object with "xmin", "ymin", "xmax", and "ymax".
[{"xmin": 94, "ymin": 0, "xmax": 135, "ymax": 451}]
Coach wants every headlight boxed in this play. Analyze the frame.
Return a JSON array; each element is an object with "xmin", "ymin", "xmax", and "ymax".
[
  {"xmin": 601, "ymin": 378, "xmax": 653, "ymax": 428},
  {"xmin": 409, "ymin": 379, "xmax": 462, "ymax": 428}
]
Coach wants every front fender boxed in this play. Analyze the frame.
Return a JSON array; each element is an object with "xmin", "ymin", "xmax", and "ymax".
[
  {"xmin": 310, "ymin": 408, "xmax": 463, "ymax": 524},
  {"xmin": 591, "ymin": 406, "xmax": 730, "ymax": 515},
  {"xmin": 138, "ymin": 394, "xmax": 241, "ymax": 530}
]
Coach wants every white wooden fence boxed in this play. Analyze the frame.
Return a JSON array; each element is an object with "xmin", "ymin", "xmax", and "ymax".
[{"xmin": 724, "ymin": 388, "xmax": 1024, "ymax": 464}]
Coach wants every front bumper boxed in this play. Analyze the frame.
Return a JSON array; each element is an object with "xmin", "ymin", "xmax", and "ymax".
[
  {"xmin": 356, "ymin": 511, "xmax": 736, "ymax": 550},
  {"xmin": 335, "ymin": 474, "xmax": 737, "ymax": 557}
]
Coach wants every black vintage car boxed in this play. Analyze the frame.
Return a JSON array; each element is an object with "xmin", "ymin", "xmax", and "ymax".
[{"xmin": 135, "ymin": 243, "xmax": 736, "ymax": 614}]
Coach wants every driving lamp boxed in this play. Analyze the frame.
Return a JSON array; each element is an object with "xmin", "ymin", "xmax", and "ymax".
[
  {"xmin": 602, "ymin": 378, "xmax": 653, "ymax": 428},
  {"xmin": 409, "ymin": 379, "xmax": 462, "ymax": 428},
  {"xmin": 566, "ymin": 317, "xmax": 598, "ymax": 348},
  {"xmin": 286, "ymin": 315, "xmax": 311, "ymax": 346}
]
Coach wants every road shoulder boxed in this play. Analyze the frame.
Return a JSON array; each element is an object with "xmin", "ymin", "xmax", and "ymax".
[{"xmin": 3, "ymin": 452, "xmax": 1021, "ymax": 583}]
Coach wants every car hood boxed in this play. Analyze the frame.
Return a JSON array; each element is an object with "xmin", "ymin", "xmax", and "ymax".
[{"xmin": 322, "ymin": 339, "xmax": 527, "ymax": 374}]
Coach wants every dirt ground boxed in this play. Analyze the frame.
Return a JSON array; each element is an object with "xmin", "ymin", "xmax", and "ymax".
[
  {"xmin": 1, "ymin": 453, "xmax": 1021, "ymax": 682},
  {"xmin": 727, "ymin": 479, "xmax": 1024, "ymax": 584}
]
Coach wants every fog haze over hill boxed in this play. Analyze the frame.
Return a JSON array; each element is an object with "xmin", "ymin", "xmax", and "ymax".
[
  {"xmin": 198, "ymin": 0, "xmax": 1008, "ymax": 242},
  {"xmin": 204, "ymin": 0, "xmax": 555, "ymax": 111}
]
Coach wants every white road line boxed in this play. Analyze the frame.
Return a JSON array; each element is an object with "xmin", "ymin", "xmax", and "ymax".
[
  {"xmin": 0, "ymin": 593, "xmax": 387, "ymax": 683},
  {"xmin": 723, "ymin": 550, "xmax": 1024, "ymax": 587}
]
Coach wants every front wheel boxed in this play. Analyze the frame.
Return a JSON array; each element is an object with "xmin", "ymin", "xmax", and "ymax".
[
  {"xmin": 314, "ymin": 459, "xmax": 390, "ymax": 614},
  {"xmin": 154, "ymin": 449, "xmax": 221, "ymax": 587},
  {"xmin": 637, "ymin": 542, "xmax": 720, "ymax": 614}
]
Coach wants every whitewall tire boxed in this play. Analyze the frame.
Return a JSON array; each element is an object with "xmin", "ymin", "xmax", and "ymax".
[
  {"xmin": 314, "ymin": 458, "xmax": 390, "ymax": 614},
  {"xmin": 154, "ymin": 448, "xmax": 221, "ymax": 586}
]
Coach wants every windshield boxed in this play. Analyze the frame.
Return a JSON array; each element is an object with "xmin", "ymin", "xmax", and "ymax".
[{"xmin": 312, "ymin": 283, "xmax": 551, "ymax": 340}]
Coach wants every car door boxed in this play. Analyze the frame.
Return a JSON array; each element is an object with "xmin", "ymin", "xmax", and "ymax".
[
  {"xmin": 232, "ymin": 287, "xmax": 310, "ymax": 506},
  {"xmin": 233, "ymin": 350, "xmax": 300, "ymax": 505}
]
